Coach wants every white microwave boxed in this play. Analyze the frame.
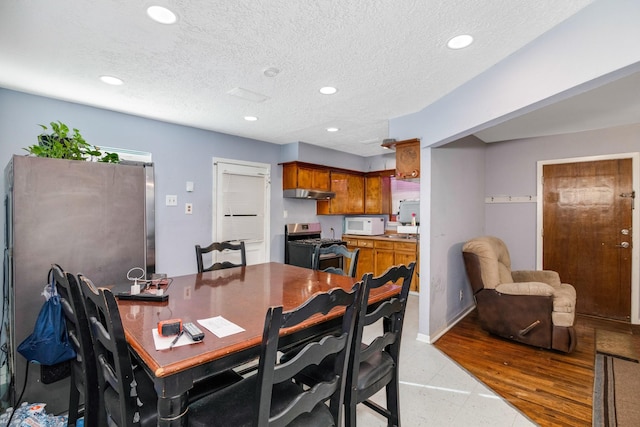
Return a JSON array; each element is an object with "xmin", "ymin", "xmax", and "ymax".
[{"xmin": 344, "ymin": 217, "xmax": 385, "ymax": 236}]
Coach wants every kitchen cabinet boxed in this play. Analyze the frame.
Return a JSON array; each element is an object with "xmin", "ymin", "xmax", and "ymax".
[
  {"xmin": 344, "ymin": 237, "xmax": 374, "ymax": 280},
  {"xmin": 282, "ymin": 162, "xmax": 330, "ymax": 191},
  {"xmin": 317, "ymin": 171, "xmax": 364, "ymax": 215},
  {"xmin": 364, "ymin": 171, "xmax": 392, "ymax": 215},
  {"xmin": 344, "ymin": 235, "xmax": 419, "ymax": 292},
  {"xmin": 374, "ymin": 240, "xmax": 395, "ymax": 275},
  {"xmin": 383, "ymin": 138, "xmax": 420, "ymax": 179},
  {"xmin": 282, "ymin": 161, "xmax": 391, "ymax": 216},
  {"xmin": 394, "ymin": 241, "xmax": 418, "ymax": 288},
  {"xmin": 375, "ymin": 239, "xmax": 419, "ymax": 292}
]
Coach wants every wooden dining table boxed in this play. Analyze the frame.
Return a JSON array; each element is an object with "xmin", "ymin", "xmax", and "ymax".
[{"xmin": 115, "ymin": 262, "xmax": 402, "ymax": 426}]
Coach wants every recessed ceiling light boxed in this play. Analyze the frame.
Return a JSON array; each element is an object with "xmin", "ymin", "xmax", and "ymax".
[
  {"xmin": 100, "ymin": 75, "xmax": 124, "ymax": 86},
  {"xmin": 447, "ymin": 34, "xmax": 473, "ymax": 49},
  {"xmin": 244, "ymin": 116, "xmax": 258, "ymax": 121},
  {"xmin": 147, "ymin": 6, "xmax": 177, "ymax": 24},
  {"xmin": 326, "ymin": 127, "xmax": 339, "ymax": 132},
  {"xmin": 263, "ymin": 67, "xmax": 280, "ymax": 77},
  {"xmin": 319, "ymin": 87, "xmax": 338, "ymax": 95}
]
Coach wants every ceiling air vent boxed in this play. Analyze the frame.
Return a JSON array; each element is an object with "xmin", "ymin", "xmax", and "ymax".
[{"xmin": 226, "ymin": 87, "xmax": 270, "ymax": 103}]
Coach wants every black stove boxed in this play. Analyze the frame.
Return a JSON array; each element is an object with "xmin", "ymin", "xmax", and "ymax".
[
  {"xmin": 284, "ymin": 223, "xmax": 346, "ymax": 270},
  {"xmin": 294, "ymin": 238, "xmax": 344, "ymax": 245}
]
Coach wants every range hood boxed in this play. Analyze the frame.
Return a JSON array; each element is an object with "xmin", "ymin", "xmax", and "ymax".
[{"xmin": 283, "ymin": 188, "xmax": 336, "ymax": 200}]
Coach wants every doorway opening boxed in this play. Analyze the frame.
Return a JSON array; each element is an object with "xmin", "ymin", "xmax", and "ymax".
[{"xmin": 537, "ymin": 152, "xmax": 639, "ymax": 322}]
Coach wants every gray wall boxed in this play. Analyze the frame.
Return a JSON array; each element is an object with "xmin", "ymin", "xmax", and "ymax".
[
  {"xmin": 0, "ymin": 89, "xmax": 382, "ymax": 278},
  {"xmin": 0, "ymin": 89, "xmax": 280, "ymax": 277},
  {"xmin": 425, "ymin": 136, "xmax": 486, "ymax": 339},
  {"xmin": 422, "ymin": 123, "xmax": 640, "ymax": 340},
  {"xmin": 485, "ymin": 123, "xmax": 640, "ymax": 269},
  {"xmin": 387, "ymin": 0, "xmax": 640, "ymax": 339}
]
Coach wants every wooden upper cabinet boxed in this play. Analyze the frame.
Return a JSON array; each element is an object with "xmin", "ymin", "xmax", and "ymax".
[
  {"xmin": 317, "ymin": 171, "xmax": 364, "ymax": 215},
  {"xmin": 283, "ymin": 162, "xmax": 388, "ymax": 216},
  {"xmin": 282, "ymin": 162, "xmax": 330, "ymax": 190},
  {"xmin": 365, "ymin": 171, "xmax": 392, "ymax": 214},
  {"xmin": 346, "ymin": 173, "xmax": 365, "ymax": 214},
  {"xmin": 394, "ymin": 138, "xmax": 420, "ymax": 180}
]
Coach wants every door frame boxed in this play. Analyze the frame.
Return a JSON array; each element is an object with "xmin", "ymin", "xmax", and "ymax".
[
  {"xmin": 212, "ymin": 157, "xmax": 271, "ymax": 264},
  {"xmin": 536, "ymin": 152, "xmax": 640, "ymax": 323}
]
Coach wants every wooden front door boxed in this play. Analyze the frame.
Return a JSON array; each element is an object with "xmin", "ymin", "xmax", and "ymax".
[{"xmin": 542, "ymin": 158, "xmax": 633, "ymax": 320}]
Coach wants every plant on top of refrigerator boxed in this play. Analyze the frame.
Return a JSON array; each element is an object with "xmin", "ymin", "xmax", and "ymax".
[{"xmin": 24, "ymin": 121, "xmax": 119, "ymax": 163}]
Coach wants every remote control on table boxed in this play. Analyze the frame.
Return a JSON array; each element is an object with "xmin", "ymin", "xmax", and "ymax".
[{"xmin": 183, "ymin": 322, "xmax": 205, "ymax": 341}]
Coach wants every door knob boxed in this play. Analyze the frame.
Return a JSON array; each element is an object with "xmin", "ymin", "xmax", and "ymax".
[
  {"xmin": 621, "ymin": 229, "xmax": 630, "ymax": 235},
  {"xmin": 616, "ymin": 242, "xmax": 630, "ymax": 248}
]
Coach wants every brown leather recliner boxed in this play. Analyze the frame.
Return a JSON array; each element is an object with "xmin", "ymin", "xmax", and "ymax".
[{"xmin": 462, "ymin": 236, "xmax": 577, "ymax": 353}]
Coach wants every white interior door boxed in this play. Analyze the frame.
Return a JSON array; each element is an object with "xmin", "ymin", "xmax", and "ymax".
[{"xmin": 213, "ymin": 158, "xmax": 270, "ymax": 265}]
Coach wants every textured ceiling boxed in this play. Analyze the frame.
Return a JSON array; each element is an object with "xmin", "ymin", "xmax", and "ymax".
[{"xmin": 0, "ymin": 0, "xmax": 597, "ymax": 156}]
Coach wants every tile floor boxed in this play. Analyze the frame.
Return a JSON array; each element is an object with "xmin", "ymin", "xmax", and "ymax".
[{"xmin": 357, "ymin": 294, "xmax": 536, "ymax": 426}]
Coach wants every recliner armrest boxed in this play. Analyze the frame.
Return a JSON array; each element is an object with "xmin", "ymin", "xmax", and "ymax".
[
  {"xmin": 495, "ymin": 281, "xmax": 554, "ymax": 297},
  {"xmin": 511, "ymin": 270, "xmax": 561, "ymax": 287}
]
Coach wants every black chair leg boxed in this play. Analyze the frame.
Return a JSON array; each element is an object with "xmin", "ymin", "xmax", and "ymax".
[
  {"xmin": 68, "ymin": 371, "xmax": 80, "ymax": 426},
  {"xmin": 385, "ymin": 371, "xmax": 401, "ymax": 426},
  {"xmin": 345, "ymin": 402, "xmax": 357, "ymax": 427}
]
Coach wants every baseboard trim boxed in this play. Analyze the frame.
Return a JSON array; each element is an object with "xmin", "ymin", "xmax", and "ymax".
[{"xmin": 416, "ymin": 305, "xmax": 476, "ymax": 344}]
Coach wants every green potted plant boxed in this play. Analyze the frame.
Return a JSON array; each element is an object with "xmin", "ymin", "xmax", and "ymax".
[{"xmin": 24, "ymin": 121, "xmax": 119, "ymax": 163}]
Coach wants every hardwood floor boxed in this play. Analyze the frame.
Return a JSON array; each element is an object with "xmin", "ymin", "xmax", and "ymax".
[{"xmin": 433, "ymin": 309, "xmax": 638, "ymax": 426}]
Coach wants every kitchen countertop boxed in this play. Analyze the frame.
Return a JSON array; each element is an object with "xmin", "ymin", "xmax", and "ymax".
[{"xmin": 342, "ymin": 233, "xmax": 418, "ymax": 243}]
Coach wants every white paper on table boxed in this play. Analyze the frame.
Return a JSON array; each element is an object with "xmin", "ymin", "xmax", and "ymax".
[
  {"xmin": 152, "ymin": 329, "xmax": 199, "ymax": 351},
  {"xmin": 197, "ymin": 316, "xmax": 245, "ymax": 338}
]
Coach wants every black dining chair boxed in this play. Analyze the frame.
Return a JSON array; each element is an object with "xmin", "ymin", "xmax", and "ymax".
[
  {"xmin": 312, "ymin": 244, "xmax": 360, "ymax": 278},
  {"xmin": 195, "ymin": 240, "xmax": 247, "ymax": 273},
  {"xmin": 51, "ymin": 264, "xmax": 99, "ymax": 427},
  {"xmin": 188, "ymin": 282, "xmax": 364, "ymax": 427},
  {"xmin": 77, "ymin": 274, "xmax": 243, "ymax": 426},
  {"xmin": 78, "ymin": 273, "xmax": 157, "ymax": 426},
  {"xmin": 289, "ymin": 262, "xmax": 416, "ymax": 427}
]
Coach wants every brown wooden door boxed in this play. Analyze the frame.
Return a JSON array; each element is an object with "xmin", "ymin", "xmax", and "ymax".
[{"xmin": 543, "ymin": 158, "xmax": 633, "ymax": 320}]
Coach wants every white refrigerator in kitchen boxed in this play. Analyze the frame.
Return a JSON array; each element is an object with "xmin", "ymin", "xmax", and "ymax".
[{"xmin": 2, "ymin": 155, "xmax": 155, "ymax": 414}]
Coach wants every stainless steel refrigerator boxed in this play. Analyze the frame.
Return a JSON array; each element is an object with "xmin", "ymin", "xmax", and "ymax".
[{"xmin": 3, "ymin": 155, "xmax": 155, "ymax": 413}]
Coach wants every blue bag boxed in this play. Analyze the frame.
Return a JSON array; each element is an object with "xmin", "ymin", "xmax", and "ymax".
[{"xmin": 17, "ymin": 268, "xmax": 76, "ymax": 365}]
